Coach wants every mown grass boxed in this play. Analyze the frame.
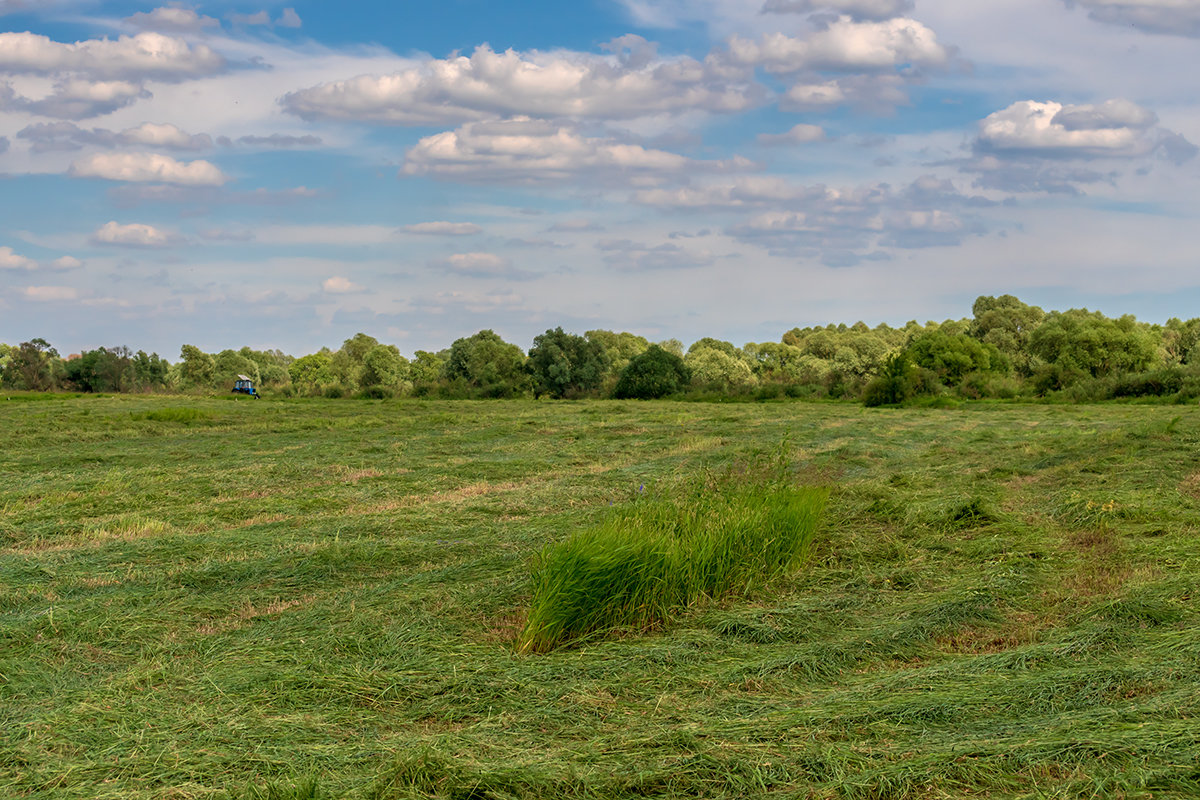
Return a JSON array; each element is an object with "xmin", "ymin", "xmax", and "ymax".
[
  {"xmin": 517, "ymin": 476, "xmax": 827, "ymax": 653},
  {"xmin": 1, "ymin": 396, "xmax": 1199, "ymax": 799}
]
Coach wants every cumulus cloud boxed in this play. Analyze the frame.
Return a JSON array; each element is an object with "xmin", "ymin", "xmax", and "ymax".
[
  {"xmin": 672, "ymin": 175, "xmax": 989, "ymax": 256},
  {"xmin": 597, "ymin": 238, "xmax": 715, "ymax": 271},
  {"xmin": 69, "ymin": 152, "xmax": 229, "ymax": 185},
  {"xmin": 322, "ymin": 276, "xmax": 363, "ymax": 294},
  {"xmin": 51, "ymin": 255, "xmax": 83, "ymax": 269},
  {"xmin": 0, "ymin": 246, "xmax": 38, "ymax": 270},
  {"xmin": 0, "ymin": 135, "xmax": 8, "ymax": 154},
  {"xmin": 402, "ymin": 221, "xmax": 483, "ymax": 235},
  {"xmin": 757, "ymin": 123, "xmax": 827, "ymax": 145},
  {"xmin": 1063, "ymin": 0, "xmax": 1200, "ymax": 36},
  {"xmin": 0, "ymin": 31, "xmax": 225, "ymax": 81},
  {"xmin": 126, "ymin": 7, "xmax": 220, "ymax": 33},
  {"xmin": 23, "ymin": 286, "xmax": 79, "ymax": 301},
  {"xmin": 761, "ymin": 0, "xmax": 915, "ymax": 20},
  {"xmin": 1, "ymin": 78, "xmax": 150, "ymax": 119},
  {"xmin": 723, "ymin": 17, "xmax": 949, "ymax": 73},
  {"xmin": 20, "ymin": 121, "xmax": 212, "ymax": 151},
  {"xmin": 433, "ymin": 252, "xmax": 535, "ymax": 279},
  {"xmin": 402, "ymin": 117, "xmax": 745, "ymax": 184},
  {"xmin": 229, "ymin": 10, "xmax": 271, "ymax": 26},
  {"xmin": 91, "ymin": 221, "xmax": 179, "ymax": 247},
  {"xmin": 281, "ymin": 39, "xmax": 762, "ymax": 125},
  {"xmin": 964, "ymin": 99, "xmax": 1198, "ymax": 192}
]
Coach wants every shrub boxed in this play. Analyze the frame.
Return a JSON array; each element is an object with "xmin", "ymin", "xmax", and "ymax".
[
  {"xmin": 613, "ymin": 345, "xmax": 690, "ymax": 399},
  {"xmin": 516, "ymin": 478, "xmax": 827, "ymax": 653}
]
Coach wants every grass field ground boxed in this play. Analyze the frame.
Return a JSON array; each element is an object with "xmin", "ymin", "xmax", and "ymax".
[{"xmin": 1, "ymin": 395, "xmax": 1198, "ymax": 799}]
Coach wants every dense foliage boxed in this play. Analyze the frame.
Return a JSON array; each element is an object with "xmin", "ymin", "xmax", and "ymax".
[{"xmin": 8, "ymin": 294, "xmax": 1200, "ymax": 403}]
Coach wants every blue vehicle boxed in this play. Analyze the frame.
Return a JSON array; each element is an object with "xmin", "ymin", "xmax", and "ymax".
[{"xmin": 232, "ymin": 374, "xmax": 259, "ymax": 398}]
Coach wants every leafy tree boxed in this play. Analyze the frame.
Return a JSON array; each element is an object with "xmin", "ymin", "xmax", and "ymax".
[
  {"xmin": 445, "ymin": 330, "xmax": 529, "ymax": 397},
  {"xmin": 527, "ymin": 327, "xmax": 605, "ymax": 398},
  {"xmin": 1162, "ymin": 318, "xmax": 1200, "ymax": 365},
  {"xmin": 331, "ymin": 333, "xmax": 379, "ymax": 391},
  {"xmin": 1029, "ymin": 309, "xmax": 1158, "ymax": 378},
  {"xmin": 179, "ymin": 345, "xmax": 215, "ymax": 389},
  {"xmin": 213, "ymin": 350, "xmax": 261, "ymax": 389},
  {"xmin": 410, "ymin": 350, "xmax": 446, "ymax": 384},
  {"xmin": 360, "ymin": 344, "xmax": 409, "ymax": 389},
  {"xmin": 585, "ymin": 330, "xmax": 649, "ymax": 382},
  {"xmin": 685, "ymin": 347, "xmax": 755, "ymax": 390},
  {"xmin": 656, "ymin": 338, "xmax": 684, "ymax": 357},
  {"xmin": 862, "ymin": 352, "xmax": 916, "ymax": 407},
  {"xmin": 132, "ymin": 351, "xmax": 170, "ymax": 390},
  {"xmin": 908, "ymin": 330, "xmax": 1008, "ymax": 385},
  {"xmin": 742, "ymin": 342, "xmax": 807, "ymax": 382},
  {"xmin": 614, "ymin": 345, "xmax": 690, "ymax": 399},
  {"xmin": 239, "ymin": 347, "xmax": 292, "ymax": 387},
  {"xmin": 687, "ymin": 337, "xmax": 738, "ymax": 358},
  {"xmin": 65, "ymin": 346, "xmax": 135, "ymax": 392},
  {"xmin": 970, "ymin": 295, "xmax": 1045, "ymax": 375},
  {"xmin": 4, "ymin": 338, "xmax": 59, "ymax": 391},
  {"xmin": 288, "ymin": 352, "xmax": 335, "ymax": 394}
]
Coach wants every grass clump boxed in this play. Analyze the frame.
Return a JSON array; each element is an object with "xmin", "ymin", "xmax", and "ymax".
[{"xmin": 516, "ymin": 475, "xmax": 827, "ymax": 653}]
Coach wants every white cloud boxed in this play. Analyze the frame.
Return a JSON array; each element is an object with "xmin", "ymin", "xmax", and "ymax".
[
  {"xmin": 91, "ymin": 221, "xmax": 179, "ymax": 247},
  {"xmin": 277, "ymin": 8, "xmax": 302, "ymax": 28},
  {"xmin": 1063, "ymin": 0, "xmax": 1200, "ymax": 36},
  {"xmin": 51, "ymin": 255, "xmax": 83, "ymax": 269},
  {"xmin": 762, "ymin": 0, "xmax": 915, "ymax": 19},
  {"xmin": 596, "ymin": 238, "xmax": 715, "ymax": 271},
  {"xmin": 322, "ymin": 276, "xmax": 363, "ymax": 293},
  {"xmin": 402, "ymin": 221, "xmax": 483, "ymax": 235},
  {"xmin": 972, "ymin": 99, "xmax": 1197, "ymax": 169},
  {"xmin": 119, "ymin": 122, "xmax": 212, "ymax": 150},
  {"xmin": 401, "ymin": 117, "xmax": 745, "ymax": 183},
  {"xmin": 125, "ymin": 7, "xmax": 220, "ymax": 33},
  {"xmin": 0, "ymin": 31, "xmax": 226, "ymax": 81},
  {"xmin": 218, "ymin": 133, "xmax": 321, "ymax": 148},
  {"xmin": 433, "ymin": 252, "xmax": 534, "ymax": 279},
  {"xmin": 281, "ymin": 39, "xmax": 762, "ymax": 125},
  {"xmin": 757, "ymin": 123, "xmax": 827, "ymax": 145},
  {"xmin": 23, "ymin": 286, "xmax": 79, "ymax": 301},
  {"xmin": 722, "ymin": 17, "xmax": 950, "ymax": 73},
  {"xmin": 0, "ymin": 246, "xmax": 38, "ymax": 270},
  {"xmin": 3, "ymin": 79, "xmax": 150, "ymax": 119},
  {"xmin": 69, "ymin": 152, "xmax": 228, "ymax": 185}
]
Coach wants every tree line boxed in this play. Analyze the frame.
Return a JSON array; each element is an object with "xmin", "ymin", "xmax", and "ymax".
[{"xmin": 5, "ymin": 296, "xmax": 1200, "ymax": 404}]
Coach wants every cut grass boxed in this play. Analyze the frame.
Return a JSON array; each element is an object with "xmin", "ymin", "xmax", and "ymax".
[
  {"xmin": 2, "ymin": 396, "xmax": 1200, "ymax": 799},
  {"xmin": 517, "ymin": 479, "xmax": 827, "ymax": 653}
]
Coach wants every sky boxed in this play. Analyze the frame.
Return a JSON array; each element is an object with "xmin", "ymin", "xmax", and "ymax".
[{"xmin": 0, "ymin": 0, "xmax": 1198, "ymax": 358}]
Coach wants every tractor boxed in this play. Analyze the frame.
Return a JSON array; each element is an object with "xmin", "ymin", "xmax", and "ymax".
[{"xmin": 232, "ymin": 374, "xmax": 259, "ymax": 398}]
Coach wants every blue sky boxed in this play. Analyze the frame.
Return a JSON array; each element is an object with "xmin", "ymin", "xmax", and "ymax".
[{"xmin": 1, "ymin": 0, "xmax": 1198, "ymax": 358}]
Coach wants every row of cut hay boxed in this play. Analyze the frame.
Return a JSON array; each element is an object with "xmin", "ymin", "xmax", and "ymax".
[{"xmin": 516, "ymin": 481, "xmax": 827, "ymax": 653}]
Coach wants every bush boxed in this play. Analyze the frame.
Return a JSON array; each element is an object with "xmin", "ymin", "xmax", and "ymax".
[
  {"xmin": 613, "ymin": 345, "xmax": 690, "ymax": 399},
  {"xmin": 516, "ymin": 477, "xmax": 827, "ymax": 653}
]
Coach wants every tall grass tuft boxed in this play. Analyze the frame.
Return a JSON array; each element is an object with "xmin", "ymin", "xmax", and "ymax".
[{"xmin": 517, "ymin": 475, "xmax": 827, "ymax": 653}]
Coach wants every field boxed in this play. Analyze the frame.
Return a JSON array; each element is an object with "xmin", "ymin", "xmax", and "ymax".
[{"xmin": 2, "ymin": 395, "xmax": 1199, "ymax": 799}]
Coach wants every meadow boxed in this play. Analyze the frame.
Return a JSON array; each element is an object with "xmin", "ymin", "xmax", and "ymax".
[{"xmin": 1, "ymin": 394, "xmax": 1198, "ymax": 799}]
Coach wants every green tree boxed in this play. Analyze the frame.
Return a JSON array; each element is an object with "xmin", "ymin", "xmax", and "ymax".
[
  {"xmin": 361, "ymin": 344, "xmax": 409, "ymax": 389},
  {"xmin": 614, "ymin": 345, "xmax": 690, "ymax": 399},
  {"xmin": 687, "ymin": 337, "xmax": 738, "ymax": 358},
  {"xmin": 65, "ymin": 346, "xmax": 135, "ymax": 392},
  {"xmin": 585, "ymin": 330, "xmax": 649, "ymax": 383},
  {"xmin": 410, "ymin": 350, "xmax": 447, "ymax": 384},
  {"xmin": 330, "ymin": 333, "xmax": 380, "ymax": 391},
  {"xmin": 970, "ymin": 295, "xmax": 1045, "ymax": 375},
  {"xmin": 288, "ymin": 352, "xmax": 335, "ymax": 394},
  {"xmin": 1029, "ymin": 309, "xmax": 1158, "ymax": 378},
  {"xmin": 908, "ymin": 330, "xmax": 1008, "ymax": 385},
  {"xmin": 132, "ymin": 351, "xmax": 170, "ymax": 391},
  {"xmin": 684, "ymin": 347, "xmax": 755, "ymax": 390},
  {"xmin": 178, "ymin": 345, "xmax": 215, "ymax": 390},
  {"xmin": 4, "ymin": 338, "xmax": 59, "ymax": 391},
  {"xmin": 213, "ymin": 350, "xmax": 261, "ymax": 389},
  {"xmin": 527, "ymin": 327, "xmax": 605, "ymax": 398},
  {"xmin": 445, "ymin": 330, "xmax": 529, "ymax": 397}
]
